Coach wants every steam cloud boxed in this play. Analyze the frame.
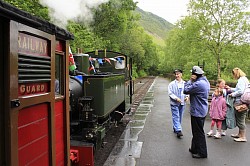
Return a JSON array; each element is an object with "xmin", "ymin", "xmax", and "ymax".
[{"xmin": 39, "ymin": 0, "xmax": 109, "ymax": 28}]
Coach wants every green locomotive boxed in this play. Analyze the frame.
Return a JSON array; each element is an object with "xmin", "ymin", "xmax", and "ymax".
[{"xmin": 69, "ymin": 50, "xmax": 133, "ymax": 149}]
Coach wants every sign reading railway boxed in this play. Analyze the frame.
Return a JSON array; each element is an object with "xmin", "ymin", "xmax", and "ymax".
[{"xmin": 18, "ymin": 32, "xmax": 48, "ymax": 57}]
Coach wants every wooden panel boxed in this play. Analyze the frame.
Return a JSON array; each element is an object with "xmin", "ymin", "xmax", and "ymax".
[
  {"xmin": 27, "ymin": 152, "xmax": 49, "ymax": 166},
  {"xmin": 18, "ymin": 136, "xmax": 49, "ymax": 165},
  {"xmin": 55, "ymin": 149, "xmax": 65, "ymax": 166},
  {"xmin": 55, "ymin": 127, "xmax": 64, "ymax": 155},
  {"xmin": 18, "ymin": 117, "xmax": 48, "ymax": 147},
  {"xmin": 18, "ymin": 103, "xmax": 49, "ymax": 166},
  {"xmin": 55, "ymin": 101, "xmax": 65, "ymax": 166},
  {"xmin": 55, "ymin": 111, "xmax": 64, "ymax": 129},
  {"xmin": 18, "ymin": 104, "xmax": 48, "ymax": 127},
  {"xmin": 0, "ymin": 17, "xmax": 5, "ymax": 165}
]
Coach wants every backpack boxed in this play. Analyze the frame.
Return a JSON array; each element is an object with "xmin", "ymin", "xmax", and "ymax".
[{"xmin": 240, "ymin": 87, "xmax": 250, "ymax": 104}]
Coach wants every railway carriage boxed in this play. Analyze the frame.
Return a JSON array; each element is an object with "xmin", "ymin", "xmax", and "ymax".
[
  {"xmin": 0, "ymin": 2, "xmax": 74, "ymax": 165},
  {"xmin": 0, "ymin": 1, "xmax": 133, "ymax": 166}
]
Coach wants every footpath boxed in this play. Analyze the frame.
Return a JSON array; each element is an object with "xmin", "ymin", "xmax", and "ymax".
[{"xmin": 105, "ymin": 77, "xmax": 250, "ymax": 166}]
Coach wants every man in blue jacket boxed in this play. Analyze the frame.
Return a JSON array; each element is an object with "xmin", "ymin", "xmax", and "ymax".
[
  {"xmin": 184, "ymin": 66, "xmax": 210, "ymax": 159},
  {"xmin": 168, "ymin": 69, "xmax": 188, "ymax": 138}
]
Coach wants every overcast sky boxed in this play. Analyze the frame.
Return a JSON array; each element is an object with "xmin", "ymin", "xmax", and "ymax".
[{"xmin": 133, "ymin": 0, "xmax": 189, "ymax": 24}]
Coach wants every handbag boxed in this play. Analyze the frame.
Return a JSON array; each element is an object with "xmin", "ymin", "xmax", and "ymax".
[
  {"xmin": 241, "ymin": 87, "xmax": 250, "ymax": 104},
  {"xmin": 234, "ymin": 103, "xmax": 248, "ymax": 112}
]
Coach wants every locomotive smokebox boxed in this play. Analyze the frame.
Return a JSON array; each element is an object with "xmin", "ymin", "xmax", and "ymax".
[
  {"xmin": 73, "ymin": 53, "xmax": 89, "ymax": 75},
  {"xmin": 78, "ymin": 96, "xmax": 94, "ymax": 122}
]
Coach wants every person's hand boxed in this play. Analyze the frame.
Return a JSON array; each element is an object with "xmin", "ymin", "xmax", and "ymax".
[
  {"xmin": 190, "ymin": 75, "xmax": 197, "ymax": 82},
  {"xmin": 176, "ymin": 98, "xmax": 181, "ymax": 103},
  {"xmin": 225, "ymin": 85, "xmax": 230, "ymax": 90}
]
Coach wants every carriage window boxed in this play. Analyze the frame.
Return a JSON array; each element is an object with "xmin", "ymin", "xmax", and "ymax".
[
  {"xmin": 55, "ymin": 54, "xmax": 63, "ymax": 95},
  {"xmin": 114, "ymin": 56, "xmax": 125, "ymax": 69}
]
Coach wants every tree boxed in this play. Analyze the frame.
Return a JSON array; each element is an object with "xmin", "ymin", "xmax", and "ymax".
[
  {"xmin": 3, "ymin": 0, "xmax": 50, "ymax": 21},
  {"xmin": 91, "ymin": 0, "xmax": 162, "ymax": 76},
  {"xmin": 67, "ymin": 22, "xmax": 107, "ymax": 53},
  {"xmin": 162, "ymin": 17, "xmax": 208, "ymax": 78},
  {"xmin": 92, "ymin": 0, "xmax": 137, "ymax": 50},
  {"xmin": 188, "ymin": 0, "xmax": 250, "ymax": 79}
]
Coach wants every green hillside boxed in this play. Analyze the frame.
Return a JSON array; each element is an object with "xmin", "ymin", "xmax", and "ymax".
[{"xmin": 134, "ymin": 7, "xmax": 174, "ymax": 46}]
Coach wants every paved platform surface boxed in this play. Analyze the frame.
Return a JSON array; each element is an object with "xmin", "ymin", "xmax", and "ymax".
[{"xmin": 104, "ymin": 77, "xmax": 250, "ymax": 166}]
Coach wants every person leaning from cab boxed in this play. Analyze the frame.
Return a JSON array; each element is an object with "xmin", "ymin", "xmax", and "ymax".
[
  {"xmin": 55, "ymin": 79, "xmax": 59, "ymax": 95},
  {"xmin": 225, "ymin": 67, "xmax": 249, "ymax": 142},
  {"xmin": 184, "ymin": 66, "xmax": 210, "ymax": 159},
  {"xmin": 168, "ymin": 69, "xmax": 189, "ymax": 138}
]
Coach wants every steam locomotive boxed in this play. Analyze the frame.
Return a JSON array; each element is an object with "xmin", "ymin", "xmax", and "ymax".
[{"xmin": 69, "ymin": 50, "xmax": 133, "ymax": 150}]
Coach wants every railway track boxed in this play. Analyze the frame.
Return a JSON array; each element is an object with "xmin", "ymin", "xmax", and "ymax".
[{"xmin": 131, "ymin": 76, "xmax": 156, "ymax": 112}]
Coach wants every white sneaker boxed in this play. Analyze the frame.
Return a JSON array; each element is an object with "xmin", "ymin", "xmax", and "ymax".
[
  {"xmin": 214, "ymin": 132, "xmax": 222, "ymax": 139},
  {"xmin": 207, "ymin": 130, "xmax": 213, "ymax": 137},
  {"xmin": 221, "ymin": 130, "xmax": 226, "ymax": 136}
]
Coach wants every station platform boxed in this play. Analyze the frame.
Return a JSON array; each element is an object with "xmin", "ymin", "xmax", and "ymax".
[{"xmin": 104, "ymin": 77, "xmax": 250, "ymax": 166}]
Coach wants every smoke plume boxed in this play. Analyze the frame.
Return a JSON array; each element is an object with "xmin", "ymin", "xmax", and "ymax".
[{"xmin": 39, "ymin": 0, "xmax": 109, "ymax": 28}]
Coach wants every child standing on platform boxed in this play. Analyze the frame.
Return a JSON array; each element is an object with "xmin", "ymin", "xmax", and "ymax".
[
  {"xmin": 217, "ymin": 79, "xmax": 227, "ymax": 97},
  {"xmin": 216, "ymin": 79, "xmax": 228, "ymax": 136},
  {"xmin": 207, "ymin": 87, "xmax": 227, "ymax": 138}
]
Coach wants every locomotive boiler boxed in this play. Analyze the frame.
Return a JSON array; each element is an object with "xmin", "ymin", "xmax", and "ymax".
[{"xmin": 69, "ymin": 50, "xmax": 133, "ymax": 150}]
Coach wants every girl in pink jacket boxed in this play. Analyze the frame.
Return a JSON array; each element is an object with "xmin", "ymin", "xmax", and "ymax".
[{"xmin": 207, "ymin": 87, "xmax": 227, "ymax": 138}]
